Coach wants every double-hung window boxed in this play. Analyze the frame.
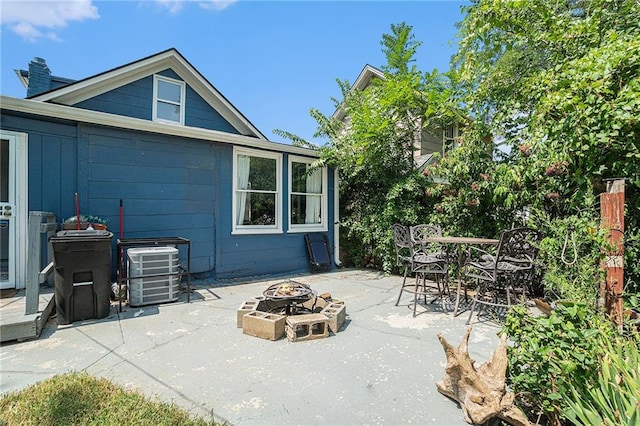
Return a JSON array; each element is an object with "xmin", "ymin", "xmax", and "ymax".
[
  {"xmin": 233, "ymin": 147, "xmax": 282, "ymax": 234},
  {"xmin": 288, "ymin": 156, "xmax": 327, "ymax": 232},
  {"xmin": 442, "ymin": 124, "xmax": 459, "ymax": 155},
  {"xmin": 153, "ymin": 75, "xmax": 185, "ymax": 125}
]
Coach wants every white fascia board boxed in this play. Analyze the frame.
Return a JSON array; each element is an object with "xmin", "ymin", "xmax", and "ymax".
[
  {"xmin": 0, "ymin": 96, "xmax": 318, "ymax": 157},
  {"xmin": 169, "ymin": 58, "xmax": 267, "ymax": 140},
  {"xmin": 31, "ymin": 50, "xmax": 265, "ymax": 140},
  {"xmin": 354, "ymin": 65, "xmax": 384, "ymax": 90},
  {"xmin": 31, "ymin": 50, "xmax": 176, "ymax": 103},
  {"xmin": 14, "ymin": 69, "xmax": 29, "ymax": 89}
]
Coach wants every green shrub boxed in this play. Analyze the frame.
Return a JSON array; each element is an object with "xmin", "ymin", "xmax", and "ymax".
[
  {"xmin": 562, "ymin": 334, "xmax": 640, "ymax": 426},
  {"xmin": 533, "ymin": 208, "xmax": 607, "ymax": 304},
  {"xmin": 502, "ymin": 303, "xmax": 619, "ymax": 424}
]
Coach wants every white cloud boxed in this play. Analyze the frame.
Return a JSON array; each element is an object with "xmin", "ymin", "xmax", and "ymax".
[
  {"xmin": 154, "ymin": 0, "xmax": 184, "ymax": 14},
  {"xmin": 0, "ymin": 0, "xmax": 236, "ymax": 42},
  {"xmin": 198, "ymin": 0, "xmax": 237, "ymax": 11},
  {"xmin": 10, "ymin": 22, "xmax": 43, "ymax": 43},
  {"xmin": 10, "ymin": 22, "xmax": 61, "ymax": 43},
  {"xmin": 0, "ymin": 0, "xmax": 99, "ymax": 42},
  {"xmin": 153, "ymin": 0, "xmax": 237, "ymax": 12}
]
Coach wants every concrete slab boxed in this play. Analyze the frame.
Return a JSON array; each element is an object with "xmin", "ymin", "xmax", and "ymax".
[{"xmin": 0, "ymin": 269, "xmax": 503, "ymax": 425}]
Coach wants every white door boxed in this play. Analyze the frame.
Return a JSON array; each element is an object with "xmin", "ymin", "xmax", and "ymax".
[{"xmin": 0, "ymin": 131, "xmax": 28, "ymax": 290}]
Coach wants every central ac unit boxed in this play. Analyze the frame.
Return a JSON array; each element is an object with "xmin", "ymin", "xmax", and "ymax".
[{"xmin": 127, "ymin": 246, "xmax": 180, "ymax": 307}]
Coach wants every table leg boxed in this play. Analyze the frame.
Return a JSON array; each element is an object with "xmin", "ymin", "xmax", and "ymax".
[{"xmin": 452, "ymin": 245, "xmax": 467, "ymax": 317}]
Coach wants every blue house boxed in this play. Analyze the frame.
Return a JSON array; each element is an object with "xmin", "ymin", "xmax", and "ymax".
[{"xmin": 0, "ymin": 48, "xmax": 339, "ymax": 291}]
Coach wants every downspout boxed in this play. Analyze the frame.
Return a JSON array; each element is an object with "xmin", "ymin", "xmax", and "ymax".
[{"xmin": 333, "ymin": 168, "xmax": 342, "ymax": 266}]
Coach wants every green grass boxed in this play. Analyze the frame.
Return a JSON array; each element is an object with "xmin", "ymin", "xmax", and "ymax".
[{"xmin": 0, "ymin": 371, "xmax": 222, "ymax": 426}]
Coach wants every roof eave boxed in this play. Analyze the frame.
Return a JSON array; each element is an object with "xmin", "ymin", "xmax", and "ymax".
[
  {"xmin": 13, "ymin": 69, "xmax": 29, "ymax": 90},
  {"xmin": 1, "ymin": 95, "xmax": 318, "ymax": 157},
  {"xmin": 331, "ymin": 64, "xmax": 385, "ymax": 121},
  {"xmin": 30, "ymin": 49, "xmax": 267, "ymax": 140}
]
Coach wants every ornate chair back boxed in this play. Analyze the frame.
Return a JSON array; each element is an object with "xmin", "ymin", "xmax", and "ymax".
[
  {"xmin": 495, "ymin": 227, "xmax": 543, "ymax": 272},
  {"xmin": 391, "ymin": 223, "xmax": 412, "ymax": 269},
  {"xmin": 410, "ymin": 224, "xmax": 444, "ymax": 258}
]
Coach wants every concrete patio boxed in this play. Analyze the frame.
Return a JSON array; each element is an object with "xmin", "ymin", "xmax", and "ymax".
[{"xmin": 0, "ymin": 268, "xmax": 503, "ymax": 425}]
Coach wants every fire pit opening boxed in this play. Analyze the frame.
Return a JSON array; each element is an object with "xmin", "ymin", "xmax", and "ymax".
[{"xmin": 262, "ymin": 281, "xmax": 315, "ymax": 316}]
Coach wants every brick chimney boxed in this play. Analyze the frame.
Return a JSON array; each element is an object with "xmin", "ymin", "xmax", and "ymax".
[{"xmin": 27, "ymin": 57, "xmax": 52, "ymax": 97}]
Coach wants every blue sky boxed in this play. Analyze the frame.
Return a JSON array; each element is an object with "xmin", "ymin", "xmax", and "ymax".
[{"xmin": 0, "ymin": 0, "xmax": 466, "ymax": 145}]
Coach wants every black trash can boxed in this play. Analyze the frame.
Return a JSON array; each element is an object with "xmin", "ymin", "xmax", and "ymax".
[{"xmin": 50, "ymin": 230, "xmax": 113, "ymax": 325}]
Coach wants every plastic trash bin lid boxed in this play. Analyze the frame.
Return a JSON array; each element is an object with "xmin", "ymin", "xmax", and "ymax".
[{"xmin": 52, "ymin": 230, "xmax": 113, "ymax": 240}]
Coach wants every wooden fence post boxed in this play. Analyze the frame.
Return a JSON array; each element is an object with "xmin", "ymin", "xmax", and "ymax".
[{"xmin": 600, "ymin": 179, "xmax": 625, "ymax": 325}]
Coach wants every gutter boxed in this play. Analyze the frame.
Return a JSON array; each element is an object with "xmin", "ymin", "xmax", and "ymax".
[{"xmin": 333, "ymin": 169, "xmax": 342, "ymax": 266}]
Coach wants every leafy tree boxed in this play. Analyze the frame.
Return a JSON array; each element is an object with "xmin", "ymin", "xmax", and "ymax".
[
  {"xmin": 320, "ymin": 23, "xmax": 433, "ymax": 270},
  {"xmin": 274, "ymin": 4, "xmax": 640, "ymax": 424},
  {"xmin": 277, "ymin": 23, "xmax": 462, "ymax": 272},
  {"xmin": 425, "ymin": 118, "xmax": 502, "ymax": 238},
  {"xmin": 441, "ymin": 0, "xmax": 640, "ymax": 298},
  {"xmin": 446, "ymin": 2, "xmax": 640, "ymax": 423}
]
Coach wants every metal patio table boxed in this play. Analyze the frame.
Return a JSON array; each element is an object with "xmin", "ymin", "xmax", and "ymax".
[{"xmin": 424, "ymin": 236, "xmax": 499, "ymax": 316}]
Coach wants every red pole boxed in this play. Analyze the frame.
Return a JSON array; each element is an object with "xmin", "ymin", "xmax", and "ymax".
[{"xmin": 600, "ymin": 179, "xmax": 625, "ymax": 325}]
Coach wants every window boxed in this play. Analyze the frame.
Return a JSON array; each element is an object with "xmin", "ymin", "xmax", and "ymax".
[
  {"xmin": 442, "ymin": 124, "xmax": 459, "ymax": 155},
  {"xmin": 153, "ymin": 75, "xmax": 185, "ymax": 125},
  {"xmin": 233, "ymin": 147, "xmax": 282, "ymax": 234},
  {"xmin": 288, "ymin": 156, "xmax": 327, "ymax": 232}
]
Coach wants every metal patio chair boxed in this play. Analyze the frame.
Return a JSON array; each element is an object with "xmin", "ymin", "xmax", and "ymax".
[
  {"xmin": 464, "ymin": 227, "xmax": 543, "ymax": 324},
  {"xmin": 391, "ymin": 223, "xmax": 413, "ymax": 295},
  {"xmin": 394, "ymin": 224, "xmax": 450, "ymax": 316}
]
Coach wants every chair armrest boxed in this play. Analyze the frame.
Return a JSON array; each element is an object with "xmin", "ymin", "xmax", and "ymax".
[
  {"xmin": 502, "ymin": 255, "xmax": 534, "ymax": 266},
  {"xmin": 467, "ymin": 245, "xmax": 494, "ymax": 262}
]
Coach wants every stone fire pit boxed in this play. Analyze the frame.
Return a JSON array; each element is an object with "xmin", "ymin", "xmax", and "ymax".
[{"xmin": 237, "ymin": 280, "xmax": 346, "ymax": 342}]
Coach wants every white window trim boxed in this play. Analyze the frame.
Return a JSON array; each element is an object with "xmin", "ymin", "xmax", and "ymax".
[
  {"xmin": 0, "ymin": 130, "xmax": 28, "ymax": 289},
  {"xmin": 152, "ymin": 74, "xmax": 186, "ymax": 125},
  {"xmin": 288, "ymin": 155, "xmax": 328, "ymax": 233},
  {"xmin": 232, "ymin": 147, "xmax": 282, "ymax": 235},
  {"xmin": 442, "ymin": 123, "xmax": 459, "ymax": 156}
]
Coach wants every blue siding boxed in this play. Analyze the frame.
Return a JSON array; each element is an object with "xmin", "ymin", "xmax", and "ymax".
[
  {"xmin": 214, "ymin": 147, "xmax": 335, "ymax": 280},
  {"xmin": 1, "ymin": 109, "xmax": 334, "ymax": 282},
  {"xmin": 0, "ymin": 113, "xmax": 77, "ymax": 215},
  {"xmin": 75, "ymin": 77, "xmax": 152, "ymax": 120},
  {"xmin": 185, "ymin": 85, "xmax": 238, "ymax": 133},
  {"xmin": 217, "ymin": 235, "xmax": 314, "ymax": 278},
  {"xmin": 78, "ymin": 125, "xmax": 217, "ymax": 273},
  {"xmin": 73, "ymin": 68, "xmax": 240, "ymax": 134}
]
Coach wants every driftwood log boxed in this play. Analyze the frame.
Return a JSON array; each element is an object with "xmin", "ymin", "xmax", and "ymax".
[{"xmin": 436, "ymin": 326, "xmax": 531, "ymax": 426}]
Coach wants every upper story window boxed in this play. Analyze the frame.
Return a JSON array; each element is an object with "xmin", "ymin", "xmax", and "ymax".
[
  {"xmin": 153, "ymin": 75, "xmax": 185, "ymax": 125},
  {"xmin": 233, "ymin": 147, "xmax": 282, "ymax": 234},
  {"xmin": 442, "ymin": 124, "xmax": 459, "ymax": 155},
  {"xmin": 288, "ymin": 156, "xmax": 327, "ymax": 232}
]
